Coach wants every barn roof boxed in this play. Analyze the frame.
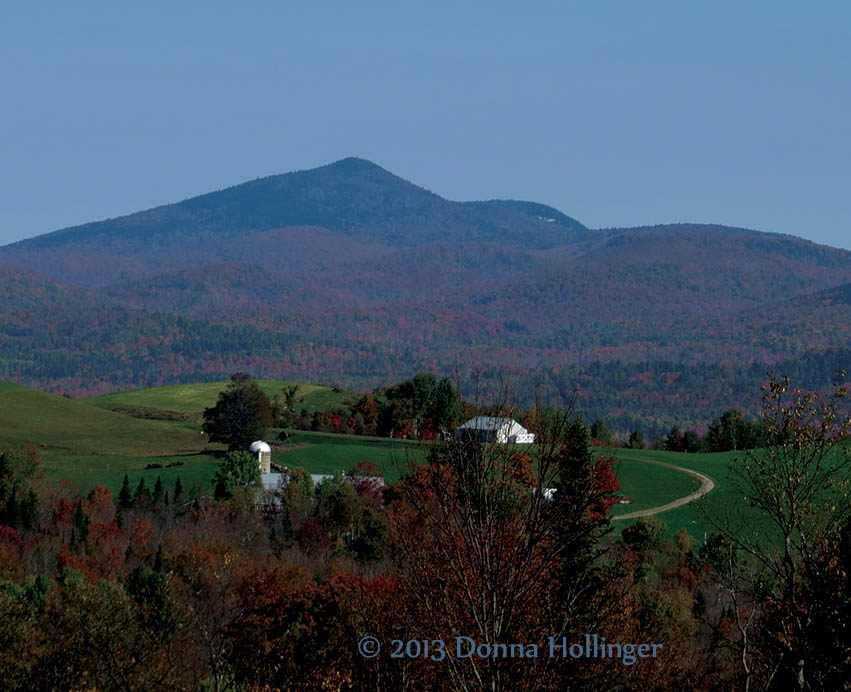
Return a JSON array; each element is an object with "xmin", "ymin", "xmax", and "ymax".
[
  {"xmin": 457, "ymin": 416, "xmax": 517, "ymax": 430},
  {"xmin": 458, "ymin": 416, "xmax": 525, "ymax": 430}
]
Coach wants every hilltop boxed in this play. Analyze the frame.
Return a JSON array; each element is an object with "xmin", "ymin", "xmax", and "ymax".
[{"xmin": 86, "ymin": 379, "xmax": 359, "ymax": 420}]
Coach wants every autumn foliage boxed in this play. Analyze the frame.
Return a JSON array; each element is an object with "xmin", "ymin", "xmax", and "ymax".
[{"xmin": 0, "ymin": 386, "xmax": 847, "ymax": 691}]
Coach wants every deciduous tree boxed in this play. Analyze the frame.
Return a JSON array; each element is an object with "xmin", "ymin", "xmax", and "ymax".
[
  {"xmin": 202, "ymin": 374, "xmax": 274, "ymax": 450},
  {"xmin": 706, "ymin": 373, "xmax": 851, "ymax": 691},
  {"xmin": 390, "ymin": 411, "xmax": 620, "ymax": 691}
]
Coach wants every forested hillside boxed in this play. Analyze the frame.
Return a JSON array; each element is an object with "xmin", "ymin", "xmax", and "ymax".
[{"xmin": 1, "ymin": 158, "xmax": 849, "ymax": 434}]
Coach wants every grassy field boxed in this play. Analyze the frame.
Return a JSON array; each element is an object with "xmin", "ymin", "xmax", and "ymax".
[
  {"xmin": 85, "ymin": 379, "xmax": 360, "ymax": 420},
  {"xmin": 0, "ymin": 382, "xmax": 419, "ymax": 494},
  {"xmin": 0, "ymin": 382, "xmax": 223, "ymax": 493},
  {"xmin": 274, "ymin": 431, "xmax": 424, "ymax": 483},
  {"xmin": 2, "ymin": 380, "xmax": 758, "ymax": 540},
  {"xmin": 607, "ymin": 447, "xmax": 765, "ymax": 540},
  {"xmin": 0, "ymin": 383, "xmax": 209, "ymax": 456},
  {"xmin": 608, "ymin": 454, "xmax": 700, "ymax": 515}
]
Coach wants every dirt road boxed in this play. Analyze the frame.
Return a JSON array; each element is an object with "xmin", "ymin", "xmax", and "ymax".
[{"xmin": 612, "ymin": 458, "xmax": 716, "ymax": 521}]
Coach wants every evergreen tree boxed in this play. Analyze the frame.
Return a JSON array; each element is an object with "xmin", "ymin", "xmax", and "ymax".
[
  {"xmin": 682, "ymin": 430, "xmax": 705, "ymax": 453},
  {"xmin": 134, "ymin": 478, "xmax": 151, "ymax": 505},
  {"xmin": 1, "ymin": 488, "xmax": 19, "ymax": 528},
  {"xmin": 411, "ymin": 373, "xmax": 437, "ymax": 426},
  {"xmin": 173, "ymin": 476, "xmax": 183, "ymax": 503},
  {"xmin": 272, "ymin": 512, "xmax": 294, "ymax": 552},
  {"xmin": 19, "ymin": 489, "xmax": 38, "ymax": 531},
  {"xmin": 431, "ymin": 377, "xmax": 461, "ymax": 431},
  {"xmin": 0, "ymin": 446, "xmax": 40, "ymax": 529},
  {"xmin": 707, "ymin": 408, "xmax": 748, "ymax": 451},
  {"xmin": 664, "ymin": 426, "xmax": 684, "ymax": 452},
  {"xmin": 212, "ymin": 451, "xmax": 260, "ymax": 500},
  {"xmin": 118, "ymin": 474, "xmax": 133, "ymax": 509},
  {"xmin": 590, "ymin": 417, "xmax": 613, "ymax": 445},
  {"xmin": 24, "ymin": 575, "xmax": 50, "ymax": 612},
  {"xmin": 152, "ymin": 476, "xmax": 164, "ymax": 505}
]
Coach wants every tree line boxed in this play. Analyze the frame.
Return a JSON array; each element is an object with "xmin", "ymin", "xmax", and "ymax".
[
  {"xmin": 202, "ymin": 371, "xmax": 780, "ymax": 456},
  {"xmin": 202, "ymin": 372, "xmax": 466, "ymax": 447},
  {"xmin": 590, "ymin": 407, "xmax": 769, "ymax": 453}
]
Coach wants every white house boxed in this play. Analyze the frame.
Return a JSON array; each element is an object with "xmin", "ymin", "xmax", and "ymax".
[{"xmin": 455, "ymin": 417, "xmax": 535, "ymax": 444}]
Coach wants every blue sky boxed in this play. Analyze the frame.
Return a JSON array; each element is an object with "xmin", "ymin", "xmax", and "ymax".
[{"xmin": 2, "ymin": 1, "xmax": 849, "ymax": 249}]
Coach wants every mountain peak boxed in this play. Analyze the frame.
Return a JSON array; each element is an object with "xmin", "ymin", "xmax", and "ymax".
[
  {"xmin": 324, "ymin": 156, "xmax": 386, "ymax": 173},
  {"xmin": 0, "ymin": 158, "xmax": 590, "ymax": 285}
]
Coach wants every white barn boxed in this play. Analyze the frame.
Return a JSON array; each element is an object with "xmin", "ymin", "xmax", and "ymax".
[{"xmin": 455, "ymin": 417, "xmax": 535, "ymax": 444}]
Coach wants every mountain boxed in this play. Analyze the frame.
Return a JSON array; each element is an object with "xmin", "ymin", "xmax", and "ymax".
[
  {"xmin": 0, "ymin": 157, "xmax": 589, "ymax": 287},
  {"xmin": 1, "ymin": 157, "xmax": 850, "ymax": 435}
]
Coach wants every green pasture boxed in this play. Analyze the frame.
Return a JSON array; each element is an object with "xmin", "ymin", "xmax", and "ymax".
[
  {"xmin": 84, "ymin": 379, "xmax": 360, "ymax": 420},
  {"xmin": 275, "ymin": 431, "xmax": 424, "ymax": 483},
  {"xmin": 608, "ymin": 454, "xmax": 700, "ymax": 514},
  {"xmin": 4, "ymin": 380, "xmax": 793, "ymax": 542},
  {"xmin": 0, "ymin": 384, "xmax": 209, "ymax": 457},
  {"xmin": 607, "ymin": 447, "xmax": 790, "ymax": 542},
  {"xmin": 0, "ymin": 382, "xmax": 223, "ymax": 493},
  {"xmin": 45, "ymin": 452, "xmax": 220, "ymax": 498},
  {"xmin": 0, "ymin": 382, "xmax": 417, "ymax": 494}
]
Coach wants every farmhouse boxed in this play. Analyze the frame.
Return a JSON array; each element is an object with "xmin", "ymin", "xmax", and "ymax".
[
  {"xmin": 249, "ymin": 440, "xmax": 272, "ymax": 473},
  {"xmin": 455, "ymin": 416, "xmax": 535, "ymax": 444}
]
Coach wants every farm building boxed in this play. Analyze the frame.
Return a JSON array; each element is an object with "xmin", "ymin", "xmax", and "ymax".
[
  {"xmin": 260, "ymin": 471, "xmax": 384, "ymax": 494},
  {"xmin": 455, "ymin": 416, "xmax": 535, "ymax": 444},
  {"xmin": 249, "ymin": 440, "xmax": 272, "ymax": 473}
]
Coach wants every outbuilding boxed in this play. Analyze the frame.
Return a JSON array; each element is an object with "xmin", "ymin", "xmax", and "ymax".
[
  {"xmin": 455, "ymin": 417, "xmax": 535, "ymax": 444},
  {"xmin": 249, "ymin": 440, "xmax": 272, "ymax": 473}
]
